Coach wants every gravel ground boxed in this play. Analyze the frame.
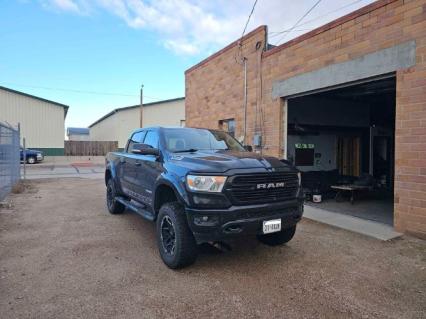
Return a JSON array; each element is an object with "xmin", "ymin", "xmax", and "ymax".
[{"xmin": 0, "ymin": 178, "xmax": 425, "ymax": 319}]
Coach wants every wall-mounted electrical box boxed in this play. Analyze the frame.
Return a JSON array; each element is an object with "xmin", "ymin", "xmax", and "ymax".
[{"xmin": 253, "ymin": 134, "xmax": 262, "ymax": 147}]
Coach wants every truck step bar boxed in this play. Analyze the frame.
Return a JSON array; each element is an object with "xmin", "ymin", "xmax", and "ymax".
[{"xmin": 115, "ymin": 196, "xmax": 155, "ymax": 221}]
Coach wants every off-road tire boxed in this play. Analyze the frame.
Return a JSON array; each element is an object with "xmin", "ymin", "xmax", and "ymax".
[
  {"xmin": 106, "ymin": 179, "xmax": 125, "ymax": 214},
  {"xmin": 27, "ymin": 156, "xmax": 36, "ymax": 164},
  {"xmin": 156, "ymin": 202, "xmax": 197, "ymax": 269},
  {"xmin": 257, "ymin": 225, "xmax": 296, "ymax": 246}
]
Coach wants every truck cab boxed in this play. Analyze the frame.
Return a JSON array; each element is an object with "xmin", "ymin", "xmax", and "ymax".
[{"xmin": 105, "ymin": 127, "xmax": 304, "ymax": 268}]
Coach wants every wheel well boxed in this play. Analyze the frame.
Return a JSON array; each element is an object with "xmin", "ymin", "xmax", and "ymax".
[
  {"xmin": 155, "ymin": 184, "xmax": 178, "ymax": 214},
  {"xmin": 105, "ymin": 169, "xmax": 112, "ymax": 186}
]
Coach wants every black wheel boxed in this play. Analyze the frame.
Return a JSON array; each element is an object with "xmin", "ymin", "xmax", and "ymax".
[
  {"xmin": 156, "ymin": 202, "xmax": 197, "ymax": 269},
  {"xmin": 106, "ymin": 179, "xmax": 125, "ymax": 214},
  {"xmin": 257, "ymin": 225, "xmax": 296, "ymax": 246},
  {"xmin": 27, "ymin": 156, "xmax": 36, "ymax": 164}
]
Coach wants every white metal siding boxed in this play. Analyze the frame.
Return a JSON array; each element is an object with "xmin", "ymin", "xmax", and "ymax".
[
  {"xmin": 90, "ymin": 108, "xmax": 139, "ymax": 148},
  {"xmin": 90, "ymin": 99, "xmax": 185, "ymax": 148},
  {"xmin": 68, "ymin": 134, "xmax": 90, "ymax": 141},
  {"xmin": 142, "ymin": 99, "xmax": 185, "ymax": 128},
  {"xmin": 0, "ymin": 89, "xmax": 65, "ymax": 148}
]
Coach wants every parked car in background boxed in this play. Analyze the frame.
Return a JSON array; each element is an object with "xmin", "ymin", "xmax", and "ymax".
[
  {"xmin": 20, "ymin": 148, "xmax": 44, "ymax": 164},
  {"xmin": 105, "ymin": 127, "xmax": 303, "ymax": 269}
]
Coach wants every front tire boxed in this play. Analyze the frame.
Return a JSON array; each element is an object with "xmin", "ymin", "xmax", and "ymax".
[
  {"xmin": 106, "ymin": 179, "xmax": 125, "ymax": 214},
  {"xmin": 257, "ymin": 225, "xmax": 296, "ymax": 246},
  {"xmin": 156, "ymin": 202, "xmax": 197, "ymax": 269},
  {"xmin": 27, "ymin": 156, "xmax": 36, "ymax": 164}
]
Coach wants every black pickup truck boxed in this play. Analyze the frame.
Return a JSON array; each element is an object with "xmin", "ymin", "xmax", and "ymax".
[{"xmin": 105, "ymin": 127, "xmax": 303, "ymax": 268}]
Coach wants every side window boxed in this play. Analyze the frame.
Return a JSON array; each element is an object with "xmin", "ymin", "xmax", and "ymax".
[
  {"xmin": 143, "ymin": 131, "xmax": 159, "ymax": 149},
  {"xmin": 127, "ymin": 131, "xmax": 146, "ymax": 152}
]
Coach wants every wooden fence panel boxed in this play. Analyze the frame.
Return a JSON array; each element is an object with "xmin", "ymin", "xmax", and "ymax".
[{"xmin": 64, "ymin": 141, "xmax": 118, "ymax": 156}]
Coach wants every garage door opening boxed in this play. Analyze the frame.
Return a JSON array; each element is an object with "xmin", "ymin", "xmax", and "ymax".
[{"xmin": 286, "ymin": 76, "xmax": 396, "ymax": 226}]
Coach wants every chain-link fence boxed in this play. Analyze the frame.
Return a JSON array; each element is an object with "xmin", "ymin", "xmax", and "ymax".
[{"xmin": 0, "ymin": 122, "xmax": 20, "ymax": 201}]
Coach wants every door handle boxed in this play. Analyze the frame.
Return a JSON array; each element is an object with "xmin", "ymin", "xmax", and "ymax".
[{"xmin": 135, "ymin": 161, "xmax": 141, "ymax": 166}]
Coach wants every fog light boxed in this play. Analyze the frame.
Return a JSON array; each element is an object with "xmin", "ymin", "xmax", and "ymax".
[
  {"xmin": 194, "ymin": 216, "xmax": 208, "ymax": 223},
  {"xmin": 193, "ymin": 215, "xmax": 219, "ymax": 226}
]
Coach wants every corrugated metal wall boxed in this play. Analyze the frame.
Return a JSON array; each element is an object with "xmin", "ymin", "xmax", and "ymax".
[
  {"xmin": 90, "ymin": 108, "xmax": 139, "ymax": 148},
  {"xmin": 142, "ymin": 99, "xmax": 185, "ymax": 128},
  {"xmin": 90, "ymin": 100, "xmax": 185, "ymax": 149},
  {"xmin": 0, "ymin": 89, "xmax": 66, "ymax": 150}
]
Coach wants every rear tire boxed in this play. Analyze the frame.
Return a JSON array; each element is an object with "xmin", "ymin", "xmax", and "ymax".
[
  {"xmin": 257, "ymin": 225, "xmax": 296, "ymax": 246},
  {"xmin": 106, "ymin": 179, "xmax": 125, "ymax": 214},
  {"xmin": 156, "ymin": 202, "xmax": 197, "ymax": 269}
]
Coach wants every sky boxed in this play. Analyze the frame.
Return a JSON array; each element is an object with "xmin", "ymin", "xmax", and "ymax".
[{"xmin": 0, "ymin": 0, "xmax": 375, "ymax": 129}]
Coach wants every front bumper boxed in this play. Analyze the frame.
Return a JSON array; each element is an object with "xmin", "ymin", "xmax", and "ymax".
[{"xmin": 185, "ymin": 199, "xmax": 304, "ymax": 243}]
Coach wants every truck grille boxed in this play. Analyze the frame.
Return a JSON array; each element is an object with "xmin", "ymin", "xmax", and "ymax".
[{"xmin": 227, "ymin": 172, "xmax": 299, "ymax": 205}]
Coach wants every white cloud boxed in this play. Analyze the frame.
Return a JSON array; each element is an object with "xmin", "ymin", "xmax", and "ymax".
[
  {"xmin": 40, "ymin": 0, "xmax": 87, "ymax": 14},
  {"xmin": 51, "ymin": 0, "xmax": 80, "ymax": 12},
  {"xmin": 39, "ymin": 0, "xmax": 376, "ymax": 56},
  {"xmin": 164, "ymin": 39, "xmax": 199, "ymax": 55}
]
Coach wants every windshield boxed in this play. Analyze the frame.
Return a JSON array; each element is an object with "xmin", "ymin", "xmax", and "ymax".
[{"xmin": 163, "ymin": 128, "xmax": 245, "ymax": 152}]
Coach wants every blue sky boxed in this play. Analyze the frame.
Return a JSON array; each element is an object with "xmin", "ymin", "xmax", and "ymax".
[{"xmin": 0, "ymin": 0, "xmax": 375, "ymax": 128}]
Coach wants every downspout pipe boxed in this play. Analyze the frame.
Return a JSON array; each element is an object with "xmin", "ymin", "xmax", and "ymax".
[{"xmin": 243, "ymin": 57, "xmax": 248, "ymax": 144}]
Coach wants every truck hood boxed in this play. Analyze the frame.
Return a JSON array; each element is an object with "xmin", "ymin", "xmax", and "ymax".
[{"xmin": 168, "ymin": 150, "xmax": 294, "ymax": 173}]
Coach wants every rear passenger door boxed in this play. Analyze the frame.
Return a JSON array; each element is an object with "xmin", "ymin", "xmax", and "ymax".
[
  {"xmin": 134, "ymin": 130, "xmax": 163, "ymax": 208},
  {"xmin": 120, "ymin": 131, "xmax": 145, "ymax": 199}
]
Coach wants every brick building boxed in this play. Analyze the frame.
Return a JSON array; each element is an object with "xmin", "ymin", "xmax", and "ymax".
[{"xmin": 185, "ymin": 0, "xmax": 426, "ymax": 237}]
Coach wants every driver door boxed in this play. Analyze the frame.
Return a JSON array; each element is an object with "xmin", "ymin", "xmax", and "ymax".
[
  {"xmin": 119, "ymin": 131, "xmax": 145, "ymax": 199},
  {"xmin": 134, "ymin": 130, "xmax": 163, "ymax": 209}
]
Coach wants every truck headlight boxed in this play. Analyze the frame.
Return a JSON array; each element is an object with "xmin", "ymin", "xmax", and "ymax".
[
  {"xmin": 297, "ymin": 172, "xmax": 301, "ymax": 187},
  {"xmin": 186, "ymin": 175, "xmax": 227, "ymax": 193}
]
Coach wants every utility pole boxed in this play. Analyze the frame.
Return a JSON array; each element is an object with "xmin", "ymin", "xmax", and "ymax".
[
  {"xmin": 140, "ymin": 84, "xmax": 144, "ymax": 128},
  {"xmin": 23, "ymin": 137, "xmax": 26, "ymax": 180}
]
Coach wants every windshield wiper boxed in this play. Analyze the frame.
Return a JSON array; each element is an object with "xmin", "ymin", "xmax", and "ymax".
[{"xmin": 174, "ymin": 148, "xmax": 199, "ymax": 153}]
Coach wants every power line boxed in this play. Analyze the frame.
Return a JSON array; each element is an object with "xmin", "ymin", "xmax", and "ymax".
[
  {"xmin": 269, "ymin": 28, "xmax": 313, "ymax": 38},
  {"xmin": 0, "ymin": 81, "xmax": 162, "ymax": 100},
  {"xmin": 235, "ymin": 0, "xmax": 259, "ymax": 64},
  {"xmin": 296, "ymin": 0, "xmax": 365, "ymax": 28},
  {"xmin": 275, "ymin": 0, "xmax": 322, "ymax": 46},
  {"xmin": 270, "ymin": 0, "xmax": 365, "ymax": 38},
  {"xmin": 241, "ymin": 0, "xmax": 259, "ymax": 40}
]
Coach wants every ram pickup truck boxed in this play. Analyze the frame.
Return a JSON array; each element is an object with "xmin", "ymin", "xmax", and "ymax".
[{"xmin": 105, "ymin": 127, "xmax": 304, "ymax": 268}]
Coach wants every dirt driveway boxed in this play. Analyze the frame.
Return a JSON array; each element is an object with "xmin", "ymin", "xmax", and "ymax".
[{"xmin": 0, "ymin": 179, "xmax": 425, "ymax": 319}]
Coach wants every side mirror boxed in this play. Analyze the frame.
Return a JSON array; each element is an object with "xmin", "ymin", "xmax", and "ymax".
[
  {"xmin": 132, "ymin": 143, "xmax": 160, "ymax": 156},
  {"xmin": 244, "ymin": 145, "xmax": 253, "ymax": 152}
]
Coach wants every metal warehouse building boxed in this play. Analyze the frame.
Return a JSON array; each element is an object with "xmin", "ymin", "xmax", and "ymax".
[
  {"xmin": 185, "ymin": 0, "xmax": 426, "ymax": 237},
  {"xmin": 0, "ymin": 86, "xmax": 68, "ymax": 155},
  {"xmin": 67, "ymin": 127, "xmax": 90, "ymax": 141},
  {"xmin": 89, "ymin": 97, "xmax": 185, "ymax": 149}
]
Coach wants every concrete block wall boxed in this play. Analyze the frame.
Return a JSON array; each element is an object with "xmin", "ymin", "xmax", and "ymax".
[{"xmin": 185, "ymin": 0, "xmax": 426, "ymax": 237}]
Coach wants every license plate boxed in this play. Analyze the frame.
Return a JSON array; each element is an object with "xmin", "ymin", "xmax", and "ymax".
[{"xmin": 263, "ymin": 219, "xmax": 281, "ymax": 234}]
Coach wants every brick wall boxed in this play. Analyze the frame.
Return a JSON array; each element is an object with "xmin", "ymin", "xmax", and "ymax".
[{"xmin": 185, "ymin": 0, "xmax": 426, "ymax": 237}]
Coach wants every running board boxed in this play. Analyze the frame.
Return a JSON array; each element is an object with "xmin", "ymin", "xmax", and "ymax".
[{"xmin": 115, "ymin": 196, "xmax": 155, "ymax": 221}]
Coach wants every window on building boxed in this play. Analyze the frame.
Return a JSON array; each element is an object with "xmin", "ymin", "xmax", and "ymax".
[
  {"xmin": 143, "ymin": 131, "xmax": 159, "ymax": 149},
  {"xmin": 219, "ymin": 118, "xmax": 235, "ymax": 137},
  {"xmin": 127, "ymin": 131, "xmax": 146, "ymax": 152},
  {"xmin": 294, "ymin": 143, "xmax": 315, "ymax": 166}
]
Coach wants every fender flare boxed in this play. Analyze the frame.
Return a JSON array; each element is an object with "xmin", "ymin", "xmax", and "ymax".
[
  {"xmin": 105, "ymin": 161, "xmax": 117, "ymax": 185},
  {"xmin": 153, "ymin": 173, "xmax": 189, "ymax": 213}
]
